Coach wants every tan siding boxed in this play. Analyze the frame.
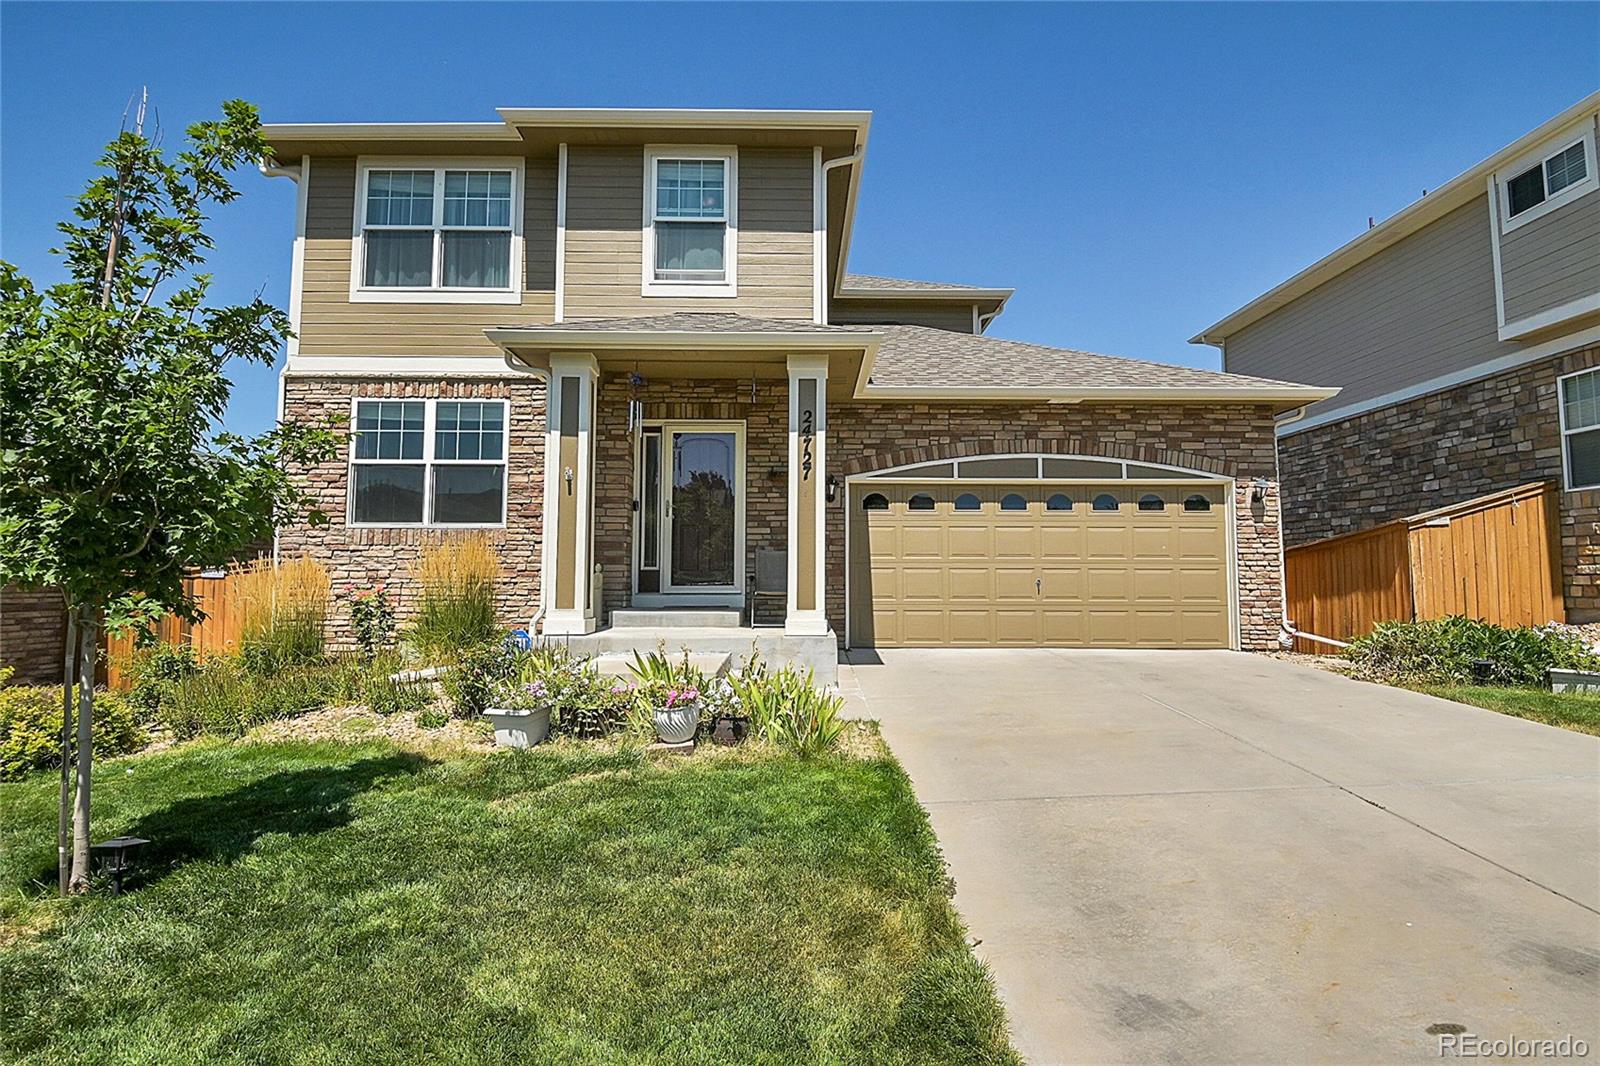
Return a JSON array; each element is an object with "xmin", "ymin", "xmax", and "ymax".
[
  {"xmin": 564, "ymin": 146, "xmax": 815, "ymax": 319},
  {"xmin": 1226, "ymin": 195, "xmax": 1519, "ymax": 416},
  {"xmin": 1500, "ymin": 188, "xmax": 1600, "ymax": 322},
  {"xmin": 829, "ymin": 299, "xmax": 976, "ymax": 332},
  {"xmin": 298, "ymin": 156, "xmax": 556, "ymax": 357}
]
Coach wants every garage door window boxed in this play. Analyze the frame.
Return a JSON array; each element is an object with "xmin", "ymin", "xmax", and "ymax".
[
  {"xmin": 1138, "ymin": 494, "xmax": 1165, "ymax": 511},
  {"xmin": 908, "ymin": 493, "xmax": 936, "ymax": 511},
  {"xmin": 1092, "ymin": 493, "xmax": 1118, "ymax": 511},
  {"xmin": 1046, "ymin": 493, "xmax": 1073, "ymax": 511},
  {"xmin": 1000, "ymin": 493, "xmax": 1028, "ymax": 511},
  {"xmin": 862, "ymin": 492, "xmax": 889, "ymax": 511},
  {"xmin": 954, "ymin": 493, "xmax": 982, "ymax": 511},
  {"xmin": 1184, "ymin": 494, "xmax": 1212, "ymax": 512}
]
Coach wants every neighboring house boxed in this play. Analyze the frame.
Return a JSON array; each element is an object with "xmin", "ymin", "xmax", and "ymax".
[
  {"xmin": 259, "ymin": 106, "xmax": 1332, "ymax": 673},
  {"xmin": 1194, "ymin": 93, "xmax": 1600, "ymax": 620}
]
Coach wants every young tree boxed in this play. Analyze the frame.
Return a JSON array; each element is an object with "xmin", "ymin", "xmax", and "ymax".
[{"xmin": 0, "ymin": 97, "xmax": 333, "ymax": 893}]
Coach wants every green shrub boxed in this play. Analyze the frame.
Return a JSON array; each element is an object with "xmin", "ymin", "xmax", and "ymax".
[
  {"xmin": 347, "ymin": 584, "xmax": 397, "ymax": 660},
  {"xmin": 416, "ymin": 707, "xmax": 449, "ymax": 729},
  {"xmin": 765, "ymin": 670, "xmax": 848, "ymax": 758},
  {"xmin": 442, "ymin": 640, "xmax": 515, "ymax": 719},
  {"xmin": 1346, "ymin": 616, "xmax": 1600, "ymax": 686},
  {"xmin": 124, "ymin": 642, "xmax": 200, "ymax": 719},
  {"xmin": 0, "ymin": 669, "xmax": 145, "ymax": 780}
]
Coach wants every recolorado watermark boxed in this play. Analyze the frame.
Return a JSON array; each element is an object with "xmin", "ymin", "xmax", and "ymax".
[{"xmin": 1438, "ymin": 1032, "xmax": 1590, "ymax": 1058}]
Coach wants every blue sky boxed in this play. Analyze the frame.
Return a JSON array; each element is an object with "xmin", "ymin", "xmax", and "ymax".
[{"xmin": 3, "ymin": 2, "xmax": 1597, "ymax": 438}]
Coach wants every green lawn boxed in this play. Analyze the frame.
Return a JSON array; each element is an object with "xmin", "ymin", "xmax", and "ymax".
[
  {"xmin": 1416, "ymin": 684, "xmax": 1600, "ymax": 735},
  {"xmin": 0, "ymin": 735, "xmax": 1018, "ymax": 1065}
]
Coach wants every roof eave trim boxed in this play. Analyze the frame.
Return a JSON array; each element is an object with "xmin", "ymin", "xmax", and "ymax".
[
  {"xmin": 859, "ymin": 385, "xmax": 1342, "ymax": 405},
  {"xmin": 483, "ymin": 327, "xmax": 881, "ymax": 351},
  {"xmin": 496, "ymin": 107, "xmax": 872, "ymax": 130},
  {"xmin": 1191, "ymin": 90, "xmax": 1600, "ymax": 345},
  {"xmin": 836, "ymin": 287, "xmax": 1015, "ymax": 301},
  {"xmin": 261, "ymin": 122, "xmax": 521, "ymax": 141}
]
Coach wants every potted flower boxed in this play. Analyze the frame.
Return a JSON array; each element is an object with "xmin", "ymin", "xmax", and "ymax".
[
  {"xmin": 483, "ymin": 677, "xmax": 552, "ymax": 749},
  {"xmin": 652, "ymin": 684, "xmax": 700, "ymax": 744},
  {"xmin": 702, "ymin": 676, "xmax": 748, "ymax": 746}
]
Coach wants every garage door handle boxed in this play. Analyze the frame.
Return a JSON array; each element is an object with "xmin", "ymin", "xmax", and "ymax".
[{"xmin": 1036, "ymin": 578, "xmax": 1042, "ymax": 596}]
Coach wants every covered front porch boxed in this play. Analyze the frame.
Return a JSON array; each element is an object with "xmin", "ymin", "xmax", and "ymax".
[{"xmin": 488, "ymin": 316, "xmax": 880, "ymax": 681}]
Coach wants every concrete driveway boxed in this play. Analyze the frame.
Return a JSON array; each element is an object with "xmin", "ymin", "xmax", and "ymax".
[{"xmin": 842, "ymin": 649, "xmax": 1600, "ymax": 1064}]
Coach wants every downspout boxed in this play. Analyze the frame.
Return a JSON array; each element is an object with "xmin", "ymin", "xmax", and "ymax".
[
  {"xmin": 1268, "ymin": 397, "xmax": 1348, "ymax": 649},
  {"xmin": 818, "ymin": 149, "xmax": 863, "ymax": 316}
]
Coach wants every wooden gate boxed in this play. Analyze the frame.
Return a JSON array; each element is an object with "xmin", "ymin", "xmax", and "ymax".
[{"xmin": 1283, "ymin": 482, "xmax": 1564, "ymax": 652}]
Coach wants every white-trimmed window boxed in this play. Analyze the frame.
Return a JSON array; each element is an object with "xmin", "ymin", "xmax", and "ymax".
[
  {"xmin": 1560, "ymin": 368, "xmax": 1600, "ymax": 491},
  {"xmin": 1498, "ymin": 127, "xmax": 1597, "ymax": 232},
  {"xmin": 642, "ymin": 147, "xmax": 737, "ymax": 297},
  {"xmin": 353, "ymin": 160, "xmax": 523, "ymax": 303},
  {"xmin": 349, "ymin": 399, "xmax": 508, "ymax": 526}
]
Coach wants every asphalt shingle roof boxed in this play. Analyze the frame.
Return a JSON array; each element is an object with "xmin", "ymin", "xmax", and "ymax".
[
  {"xmin": 496, "ymin": 314, "xmax": 1310, "ymax": 391},
  {"xmin": 840, "ymin": 273, "xmax": 1003, "ymax": 293}
]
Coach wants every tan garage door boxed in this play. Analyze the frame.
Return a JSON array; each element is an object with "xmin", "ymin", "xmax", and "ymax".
[{"xmin": 848, "ymin": 482, "xmax": 1231, "ymax": 648}]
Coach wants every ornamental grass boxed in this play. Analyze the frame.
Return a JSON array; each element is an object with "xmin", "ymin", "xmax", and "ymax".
[
  {"xmin": 408, "ymin": 535, "xmax": 501, "ymax": 660},
  {"xmin": 233, "ymin": 555, "xmax": 331, "ymax": 671}
]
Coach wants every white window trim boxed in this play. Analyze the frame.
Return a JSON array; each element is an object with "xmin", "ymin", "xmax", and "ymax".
[
  {"xmin": 1558, "ymin": 366, "xmax": 1600, "ymax": 492},
  {"xmin": 347, "ymin": 397, "xmax": 510, "ymax": 528},
  {"xmin": 641, "ymin": 145, "xmax": 738, "ymax": 299},
  {"xmin": 1495, "ymin": 122, "xmax": 1598, "ymax": 234},
  {"xmin": 349, "ymin": 157, "xmax": 525, "ymax": 305}
]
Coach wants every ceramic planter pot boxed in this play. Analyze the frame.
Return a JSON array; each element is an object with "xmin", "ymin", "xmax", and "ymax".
[
  {"xmin": 711, "ymin": 714, "xmax": 750, "ymax": 746},
  {"xmin": 653, "ymin": 702, "xmax": 700, "ymax": 744},
  {"xmin": 483, "ymin": 707, "xmax": 551, "ymax": 749}
]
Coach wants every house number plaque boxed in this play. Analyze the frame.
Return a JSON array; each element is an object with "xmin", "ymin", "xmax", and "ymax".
[{"xmin": 800, "ymin": 408, "xmax": 814, "ymax": 481}]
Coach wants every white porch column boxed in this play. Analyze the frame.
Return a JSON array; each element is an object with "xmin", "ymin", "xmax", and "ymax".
[
  {"xmin": 542, "ymin": 352, "xmax": 599, "ymax": 635},
  {"xmin": 786, "ymin": 355, "xmax": 829, "ymax": 636}
]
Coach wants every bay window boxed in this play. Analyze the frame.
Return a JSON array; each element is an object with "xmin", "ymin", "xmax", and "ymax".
[
  {"xmin": 354, "ymin": 161, "xmax": 521, "ymax": 301},
  {"xmin": 643, "ymin": 147, "xmax": 737, "ymax": 296},
  {"xmin": 349, "ymin": 399, "xmax": 508, "ymax": 526}
]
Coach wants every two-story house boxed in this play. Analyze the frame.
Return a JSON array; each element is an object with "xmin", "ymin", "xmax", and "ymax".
[
  {"xmin": 1194, "ymin": 93, "xmax": 1600, "ymax": 621},
  {"xmin": 260, "ymin": 107, "xmax": 1332, "ymax": 675}
]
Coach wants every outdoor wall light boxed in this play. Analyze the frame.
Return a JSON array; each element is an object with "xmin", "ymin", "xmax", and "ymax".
[
  {"xmin": 90, "ymin": 836, "xmax": 150, "ymax": 895},
  {"xmin": 826, "ymin": 474, "xmax": 839, "ymax": 503},
  {"xmin": 1250, "ymin": 478, "xmax": 1269, "ymax": 505}
]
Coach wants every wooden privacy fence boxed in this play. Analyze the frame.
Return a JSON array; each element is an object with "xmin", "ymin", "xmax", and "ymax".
[
  {"xmin": 104, "ymin": 573, "xmax": 243, "ymax": 689},
  {"xmin": 1283, "ymin": 482, "xmax": 1565, "ymax": 652}
]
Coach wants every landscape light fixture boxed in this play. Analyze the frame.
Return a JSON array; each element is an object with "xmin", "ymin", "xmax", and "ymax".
[{"xmin": 90, "ymin": 836, "xmax": 150, "ymax": 895}]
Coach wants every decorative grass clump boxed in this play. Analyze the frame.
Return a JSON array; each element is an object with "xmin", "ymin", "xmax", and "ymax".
[
  {"xmin": 234, "ymin": 556, "xmax": 330, "ymax": 671},
  {"xmin": 407, "ymin": 536, "xmax": 501, "ymax": 660}
]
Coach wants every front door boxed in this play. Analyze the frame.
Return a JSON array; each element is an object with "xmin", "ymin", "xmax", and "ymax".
[{"xmin": 637, "ymin": 423, "xmax": 744, "ymax": 597}]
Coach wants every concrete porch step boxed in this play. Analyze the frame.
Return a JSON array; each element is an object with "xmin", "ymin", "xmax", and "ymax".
[
  {"xmin": 609, "ymin": 608, "xmax": 743, "ymax": 629},
  {"xmin": 593, "ymin": 651, "xmax": 732, "ymax": 678}
]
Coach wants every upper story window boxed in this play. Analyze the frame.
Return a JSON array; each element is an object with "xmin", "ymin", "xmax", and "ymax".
[
  {"xmin": 1498, "ymin": 127, "xmax": 1596, "ymax": 232},
  {"xmin": 643, "ymin": 147, "xmax": 737, "ymax": 298},
  {"xmin": 353, "ymin": 160, "xmax": 523, "ymax": 304},
  {"xmin": 1560, "ymin": 368, "xmax": 1600, "ymax": 491}
]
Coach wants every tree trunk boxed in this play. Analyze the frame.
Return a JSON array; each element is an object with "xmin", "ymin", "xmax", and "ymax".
[
  {"xmin": 68, "ymin": 609, "xmax": 98, "ymax": 894},
  {"xmin": 58, "ymin": 605, "xmax": 79, "ymax": 897}
]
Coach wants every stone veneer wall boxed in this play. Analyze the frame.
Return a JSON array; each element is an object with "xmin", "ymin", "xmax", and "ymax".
[
  {"xmin": 1278, "ymin": 342, "xmax": 1600, "ymax": 620},
  {"xmin": 592, "ymin": 377, "xmax": 1286, "ymax": 649},
  {"xmin": 1, "ymin": 587, "xmax": 68, "ymax": 685},
  {"xmin": 278, "ymin": 376, "xmax": 545, "ymax": 650}
]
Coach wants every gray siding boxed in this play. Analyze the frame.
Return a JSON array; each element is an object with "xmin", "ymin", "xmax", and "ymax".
[
  {"xmin": 1501, "ymin": 187, "xmax": 1600, "ymax": 323},
  {"xmin": 829, "ymin": 298, "xmax": 976, "ymax": 332},
  {"xmin": 299, "ymin": 156, "xmax": 557, "ymax": 357},
  {"xmin": 563, "ymin": 146, "xmax": 815, "ymax": 320},
  {"xmin": 1226, "ymin": 195, "xmax": 1520, "ymax": 415}
]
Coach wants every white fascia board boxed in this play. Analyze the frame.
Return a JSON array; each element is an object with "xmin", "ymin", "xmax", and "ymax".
[
  {"xmin": 284, "ymin": 354, "xmax": 542, "ymax": 377},
  {"xmin": 1191, "ymin": 91, "xmax": 1600, "ymax": 346},
  {"xmin": 835, "ymin": 287, "xmax": 1015, "ymax": 301},
  {"xmin": 262, "ymin": 122, "xmax": 519, "ymax": 141},
  {"xmin": 496, "ymin": 107, "xmax": 872, "ymax": 131},
  {"xmin": 483, "ymin": 327, "xmax": 880, "ymax": 351}
]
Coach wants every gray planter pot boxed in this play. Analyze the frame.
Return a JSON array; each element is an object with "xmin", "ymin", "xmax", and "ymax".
[
  {"xmin": 483, "ymin": 707, "xmax": 551, "ymax": 749},
  {"xmin": 652, "ymin": 702, "xmax": 700, "ymax": 744},
  {"xmin": 1548, "ymin": 668, "xmax": 1600, "ymax": 694}
]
